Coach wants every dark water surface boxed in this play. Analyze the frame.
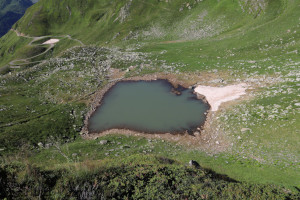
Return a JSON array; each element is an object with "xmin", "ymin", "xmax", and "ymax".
[{"xmin": 88, "ymin": 80, "xmax": 209, "ymax": 133}]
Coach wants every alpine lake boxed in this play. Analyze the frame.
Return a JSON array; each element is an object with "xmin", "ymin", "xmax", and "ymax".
[{"xmin": 88, "ymin": 80, "xmax": 210, "ymax": 134}]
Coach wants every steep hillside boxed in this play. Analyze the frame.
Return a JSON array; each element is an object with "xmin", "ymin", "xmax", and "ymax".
[
  {"xmin": 14, "ymin": 0, "xmax": 256, "ymax": 43},
  {"xmin": 0, "ymin": 0, "xmax": 299, "ymax": 198},
  {"xmin": 0, "ymin": 0, "xmax": 282, "ymax": 68},
  {"xmin": 0, "ymin": 0, "xmax": 35, "ymax": 37}
]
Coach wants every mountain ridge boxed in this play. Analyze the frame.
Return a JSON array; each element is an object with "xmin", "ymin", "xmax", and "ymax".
[{"xmin": 0, "ymin": 0, "xmax": 36, "ymax": 37}]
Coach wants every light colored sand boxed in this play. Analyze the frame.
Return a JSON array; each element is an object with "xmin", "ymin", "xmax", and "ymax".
[
  {"xmin": 43, "ymin": 39, "xmax": 59, "ymax": 44},
  {"xmin": 194, "ymin": 83, "xmax": 248, "ymax": 111}
]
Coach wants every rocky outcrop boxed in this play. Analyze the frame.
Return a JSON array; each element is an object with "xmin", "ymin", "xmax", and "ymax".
[
  {"xmin": 239, "ymin": 0, "xmax": 268, "ymax": 17},
  {"xmin": 114, "ymin": 0, "xmax": 133, "ymax": 23}
]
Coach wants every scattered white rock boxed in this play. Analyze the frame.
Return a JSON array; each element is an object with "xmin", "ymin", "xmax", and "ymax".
[
  {"xmin": 99, "ymin": 140, "xmax": 108, "ymax": 145},
  {"xmin": 241, "ymin": 128, "xmax": 251, "ymax": 132},
  {"xmin": 194, "ymin": 131, "xmax": 201, "ymax": 136},
  {"xmin": 209, "ymin": 78, "xmax": 224, "ymax": 84}
]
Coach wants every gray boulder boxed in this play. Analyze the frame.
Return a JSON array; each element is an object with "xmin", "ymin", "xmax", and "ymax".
[{"xmin": 99, "ymin": 140, "xmax": 108, "ymax": 145}]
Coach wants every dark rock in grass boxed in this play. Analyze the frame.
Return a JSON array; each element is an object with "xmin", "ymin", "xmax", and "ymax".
[
  {"xmin": 189, "ymin": 160, "xmax": 200, "ymax": 168},
  {"xmin": 120, "ymin": 145, "xmax": 130, "ymax": 149}
]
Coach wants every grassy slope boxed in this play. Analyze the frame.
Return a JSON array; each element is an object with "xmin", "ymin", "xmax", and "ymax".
[
  {"xmin": 13, "ymin": 0, "xmax": 252, "ymax": 44},
  {"xmin": 26, "ymin": 134, "xmax": 299, "ymax": 188},
  {"xmin": 139, "ymin": 0, "xmax": 293, "ymax": 71},
  {"xmin": 0, "ymin": 0, "xmax": 299, "ymax": 197},
  {"xmin": 0, "ymin": 0, "xmax": 256, "ymax": 71},
  {"xmin": 2, "ymin": 154, "xmax": 298, "ymax": 199},
  {"xmin": 0, "ymin": 31, "xmax": 32, "ymax": 69}
]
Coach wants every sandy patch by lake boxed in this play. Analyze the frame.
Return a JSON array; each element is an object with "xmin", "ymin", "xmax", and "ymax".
[
  {"xmin": 43, "ymin": 39, "xmax": 60, "ymax": 44},
  {"xmin": 194, "ymin": 83, "xmax": 248, "ymax": 111}
]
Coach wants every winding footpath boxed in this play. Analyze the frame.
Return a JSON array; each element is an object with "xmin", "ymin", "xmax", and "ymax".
[{"xmin": 9, "ymin": 29, "xmax": 84, "ymax": 68}]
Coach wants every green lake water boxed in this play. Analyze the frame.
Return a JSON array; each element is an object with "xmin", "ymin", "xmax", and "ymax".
[{"xmin": 88, "ymin": 80, "xmax": 209, "ymax": 133}]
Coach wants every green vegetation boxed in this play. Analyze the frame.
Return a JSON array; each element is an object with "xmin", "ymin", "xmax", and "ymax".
[
  {"xmin": 0, "ymin": 0, "xmax": 299, "ymax": 198},
  {"xmin": 1, "ymin": 154, "xmax": 299, "ymax": 199},
  {"xmin": 26, "ymin": 135, "xmax": 299, "ymax": 188},
  {"xmin": 13, "ymin": 0, "xmax": 255, "ymax": 44},
  {"xmin": 0, "ymin": 31, "xmax": 31, "ymax": 68}
]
